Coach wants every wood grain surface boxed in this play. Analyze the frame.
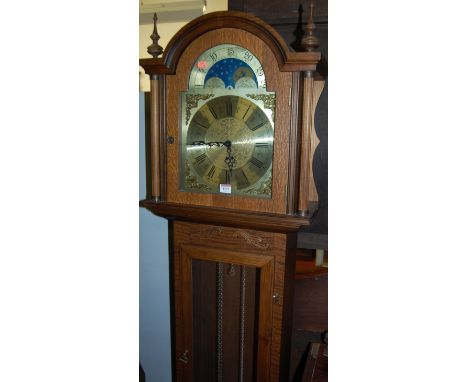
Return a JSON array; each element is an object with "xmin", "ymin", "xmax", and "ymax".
[
  {"xmin": 308, "ymin": 75, "xmax": 325, "ymax": 206},
  {"xmin": 165, "ymin": 27, "xmax": 292, "ymax": 214},
  {"xmin": 139, "ymin": 10, "xmax": 329, "ymax": 382},
  {"xmin": 140, "ymin": 200, "xmax": 311, "ymax": 232},
  {"xmin": 172, "ymin": 221, "xmax": 298, "ymax": 381}
]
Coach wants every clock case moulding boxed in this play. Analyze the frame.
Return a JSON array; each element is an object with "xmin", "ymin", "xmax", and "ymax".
[
  {"xmin": 139, "ymin": 10, "xmax": 328, "ymax": 382},
  {"xmin": 140, "ymin": 10, "xmax": 327, "ymax": 232}
]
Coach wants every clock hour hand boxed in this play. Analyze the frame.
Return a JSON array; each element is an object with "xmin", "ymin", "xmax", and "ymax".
[
  {"xmin": 188, "ymin": 140, "xmax": 236, "ymax": 173},
  {"xmin": 188, "ymin": 140, "xmax": 226, "ymax": 147}
]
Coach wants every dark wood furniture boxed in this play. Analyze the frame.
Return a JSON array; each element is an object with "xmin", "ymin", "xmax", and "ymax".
[
  {"xmin": 140, "ymin": 10, "xmax": 326, "ymax": 381},
  {"xmin": 139, "ymin": 363, "xmax": 145, "ymax": 382},
  {"xmin": 290, "ymin": 250, "xmax": 328, "ymax": 380},
  {"xmin": 293, "ymin": 342, "xmax": 327, "ymax": 381}
]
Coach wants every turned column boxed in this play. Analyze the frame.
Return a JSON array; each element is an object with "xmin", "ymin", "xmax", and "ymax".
[
  {"xmin": 149, "ymin": 75, "xmax": 162, "ymax": 200},
  {"xmin": 147, "ymin": 13, "xmax": 164, "ymax": 200}
]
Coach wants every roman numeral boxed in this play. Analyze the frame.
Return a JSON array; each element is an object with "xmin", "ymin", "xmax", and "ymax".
[
  {"xmin": 207, "ymin": 165, "xmax": 216, "ymax": 179},
  {"xmin": 249, "ymin": 157, "xmax": 264, "ymax": 168},
  {"xmin": 194, "ymin": 153, "xmax": 207, "ymax": 165},
  {"xmin": 249, "ymin": 121, "xmax": 266, "ymax": 131},
  {"xmin": 242, "ymin": 105, "xmax": 251, "ymax": 120},
  {"xmin": 194, "ymin": 120, "xmax": 209, "ymax": 129},
  {"xmin": 226, "ymin": 101, "xmax": 233, "ymax": 117},
  {"xmin": 224, "ymin": 170, "xmax": 231, "ymax": 184},
  {"xmin": 208, "ymin": 105, "xmax": 218, "ymax": 119},
  {"xmin": 255, "ymin": 142, "xmax": 270, "ymax": 148},
  {"xmin": 241, "ymin": 170, "xmax": 249, "ymax": 184},
  {"xmin": 237, "ymin": 169, "xmax": 249, "ymax": 185}
]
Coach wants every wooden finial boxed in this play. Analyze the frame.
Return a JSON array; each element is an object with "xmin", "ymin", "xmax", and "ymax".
[
  {"xmin": 147, "ymin": 13, "xmax": 163, "ymax": 58},
  {"xmin": 301, "ymin": 1, "xmax": 320, "ymax": 52}
]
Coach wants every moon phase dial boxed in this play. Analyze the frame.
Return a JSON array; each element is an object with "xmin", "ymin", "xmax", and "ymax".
[
  {"xmin": 183, "ymin": 95, "xmax": 274, "ymax": 196},
  {"xmin": 188, "ymin": 44, "xmax": 266, "ymax": 90}
]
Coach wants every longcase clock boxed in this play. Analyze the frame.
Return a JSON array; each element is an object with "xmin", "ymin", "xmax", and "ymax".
[{"xmin": 140, "ymin": 9, "xmax": 326, "ymax": 382}]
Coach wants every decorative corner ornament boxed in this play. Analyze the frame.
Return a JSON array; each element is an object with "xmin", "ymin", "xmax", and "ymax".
[
  {"xmin": 232, "ymin": 230, "xmax": 272, "ymax": 250},
  {"xmin": 246, "ymin": 94, "xmax": 276, "ymax": 121},
  {"xmin": 189, "ymin": 226, "xmax": 272, "ymax": 250},
  {"xmin": 147, "ymin": 13, "xmax": 163, "ymax": 58},
  {"xmin": 245, "ymin": 171, "xmax": 272, "ymax": 197},
  {"xmin": 184, "ymin": 160, "xmax": 212, "ymax": 191},
  {"xmin": 301, "ymin": 1, "xmax": 320, "ymax": 52},
  {"xmin": 185, "ymin": 93, "xmax": 214, "ymax": 124}
]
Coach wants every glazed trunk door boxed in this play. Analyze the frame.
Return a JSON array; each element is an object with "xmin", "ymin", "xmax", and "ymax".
[{"xmin": 179, "ymin": 245, "xmax": 274, "ymax": 381}]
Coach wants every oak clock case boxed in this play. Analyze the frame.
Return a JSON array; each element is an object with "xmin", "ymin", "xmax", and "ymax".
[
  {"xmin": 140, "ymin": 10, "xmax": 325, "ymax": 382},
  {"xmin": 181, "ymin": 44, "xmax": 275, "ymax": 198}
]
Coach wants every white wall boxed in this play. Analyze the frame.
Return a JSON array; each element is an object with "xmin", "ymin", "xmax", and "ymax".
[
  {"xmin": 139, "ymin": 0, "xmax": 227, "ymax": 59},
  {"xmin": 139, "ymin": 92, "xmax": 171, "ymax": 382},
  {"xmin": 139, "ymin": 0, "xmax": 228, "ymax": 91}
]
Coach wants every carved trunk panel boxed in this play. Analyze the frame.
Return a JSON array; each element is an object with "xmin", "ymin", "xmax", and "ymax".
[{"xmin": 172, "ymin": 221, "xmax": 298, "ymax": 381}]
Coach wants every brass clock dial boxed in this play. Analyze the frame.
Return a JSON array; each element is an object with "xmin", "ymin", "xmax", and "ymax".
[
  {"xmin": 183, "ymin": 95, "xmax": 273, "ymax": 195},
  {"xmin": 180, "ymin": 44, "xmax": 275, "ymax": 198}
]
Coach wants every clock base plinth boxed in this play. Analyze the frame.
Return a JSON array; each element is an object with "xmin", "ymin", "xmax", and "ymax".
[{"xmin": 140, "ymin": 199, "xmax": 312, "ymax": 233}]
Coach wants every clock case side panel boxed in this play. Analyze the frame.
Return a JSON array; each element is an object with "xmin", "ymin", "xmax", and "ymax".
[{"xmin": 165, "ymin": 28, "xmax": 292, "ymax": 215}]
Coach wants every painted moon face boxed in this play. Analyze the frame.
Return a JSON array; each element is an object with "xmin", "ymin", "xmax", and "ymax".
[
  {"xmin": 205, "ymin": 77, "xmax": 225, "ymax": 88},
  {"xmin": 235, "ymin": 77, "xmax": 257, "ymax": 88},
  {"xmin": 188, "ymin": 44, "xmax": 266, "ymax": 90}
]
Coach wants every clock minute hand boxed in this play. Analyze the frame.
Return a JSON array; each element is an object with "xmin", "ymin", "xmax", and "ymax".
[{"xmin": 188, "ymin": 140, "xmax": 236, "ymax": 173}]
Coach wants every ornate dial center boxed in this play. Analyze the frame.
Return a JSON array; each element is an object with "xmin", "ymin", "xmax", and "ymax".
[{"xmin": 204, "ymin": 117, "xmax": 255, "ymax": 169}]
